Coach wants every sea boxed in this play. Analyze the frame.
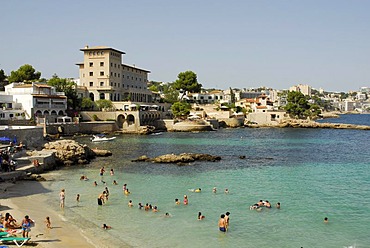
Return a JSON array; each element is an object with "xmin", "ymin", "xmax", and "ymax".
[{"xmin": 44, "ymin": 114, "xmax": 370, "ymax": 248}]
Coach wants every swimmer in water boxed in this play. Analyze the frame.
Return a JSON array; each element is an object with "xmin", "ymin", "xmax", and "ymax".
[
  {"xmin": 128, "ymin": 200, "xmax": 133, "ymax": 207},
  {"xmin": 224, "ymin": 188, "xmax": 229, "ymax": 194},
  {"xmin": 276, "ymin": 202, "xmax": 281, "ymax": 209},
  {"xmin": 183, "ymin": 195, "xmax": 188, "ymax": 205},
  {"xmin": 324, "ymin": 217, "xmax": 328, "ymax": 223},
  {"xmin": 212, "ymin": 187, "xmax": 217, "ymax": 193},
  {"xmin": 113, "ymin": 180, "xmax": 118, "ymax": 185},
  {"xmin": 175, "ymin": 198, "xmax": 181, "ymax": 205},
  {"xmin": 102, "ymin": 224, "xmax": 111, "ymax": 229},
  {"xmin": 197, "ymin": 212, "xmax": 205, "ymax": 220}
]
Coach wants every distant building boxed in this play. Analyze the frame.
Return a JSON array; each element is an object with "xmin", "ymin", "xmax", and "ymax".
[
  {"xmin": 76, "ymin": 45, "xmax": 152, "ymax": 103},
  {"xmin": 289, "ymin": 84, "xmax": 312, "ymax": 97},
  {"xmin": 189, "ymin": 91, "xmax": 224, "ymax": 104}
]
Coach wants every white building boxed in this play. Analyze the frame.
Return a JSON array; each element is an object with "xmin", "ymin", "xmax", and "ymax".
[
  {"xmin": 189, "ymin": 91, "xmax": 225, "ymax": 104},
  {"xmin": 1, "ymin": 82, "xmax": 67, "ymax": 121},
  {"xmin": 289, "ymin": 84, "xmax": 312, "ymax": 97}
]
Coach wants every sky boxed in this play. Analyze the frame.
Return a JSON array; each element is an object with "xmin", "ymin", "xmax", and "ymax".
[{"xmin": 1, "ymin": 0, "xmax": 369, "ymax": 92}]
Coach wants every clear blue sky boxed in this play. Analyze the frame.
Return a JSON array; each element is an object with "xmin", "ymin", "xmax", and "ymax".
[{"xmin": 1, "ymin": 0, "xmax": 369, "ymax": 92}]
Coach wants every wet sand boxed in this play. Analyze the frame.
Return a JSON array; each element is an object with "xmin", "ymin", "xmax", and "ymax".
[{"xmin": 0, "ymin": 177, "xmax": 112, "ymax": 248}]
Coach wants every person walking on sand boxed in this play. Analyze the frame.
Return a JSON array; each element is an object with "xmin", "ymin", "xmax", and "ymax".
[
  {"xmin": 218, "ymin": 214, "xmax": 226, "ymax": 232},
  {"xmin": 59, "ymin": 189, "xmax": 65, "ymax": 208},
  {"xmin": 76, "ymin": 194, "xmax": 80, "ymax": 203},
  {"xmin": 21, "ymin": 215, "xmax": 34, "ymax": 238},
  {"xmin": 45, "ymin": 216, "xmax": 51, "ymax": 229}
]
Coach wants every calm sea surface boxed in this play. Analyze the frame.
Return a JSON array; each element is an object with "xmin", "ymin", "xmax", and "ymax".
[{"xmin": 44, "ymin": 114, "xmax": 370, "ymax": 248}]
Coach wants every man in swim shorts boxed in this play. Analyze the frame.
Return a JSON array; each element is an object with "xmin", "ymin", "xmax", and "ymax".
[{"xmin": 218, "ymin": 214, "xmax": 226, "ymax": 232}]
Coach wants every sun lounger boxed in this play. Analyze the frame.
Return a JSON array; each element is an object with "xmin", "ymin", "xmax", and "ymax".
[
  {"xmin": 0, "ymin": 237, "xmax": 30, "ymax": 247},
  {"xmin": 0, "ymin": 233, "xmax": 9, "ymax": 237}
]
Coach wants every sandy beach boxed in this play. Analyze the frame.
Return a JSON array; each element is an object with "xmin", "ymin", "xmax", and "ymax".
[{"xmin": 0, "ymin": 174, "xmax": 113, "ymax": 248}]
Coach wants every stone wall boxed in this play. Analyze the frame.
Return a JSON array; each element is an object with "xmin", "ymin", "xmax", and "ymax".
[
  {"xmin": 0, "ymin": 126, "xmax": 44, "ymax": 148},
  {"xmin": 46, "ymin": 122, "xmax": 118, "ymax": 135}
]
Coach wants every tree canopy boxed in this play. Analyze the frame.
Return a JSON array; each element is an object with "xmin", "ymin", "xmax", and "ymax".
[
  {"xmin": 96, "ymin": 99, "xmax": 113, "ymax": 110},
  {"xmin": 173, "ymin": 71, "xmax": 202, "ymax": 99},
  {"xmin": 47, "ymin": 74, "xmax": 79, "ymax": 109},
  {"xmin": 8, "ymin": 64, "xmax": 41, "ymax": 83},
  {"xmin": 284, "ymin": 91, "xmax": 321, "ymax": 119},
  {"xmin": 171, "ymin": 101, "xmax": 191, "ymax": 118},
  {"xmin": 0, "ymin": 69, "xmax": 7, "ymax": 91},
  {"xmin": 81, "ymin": 97, "xmax": 96, "ymax": 110}
]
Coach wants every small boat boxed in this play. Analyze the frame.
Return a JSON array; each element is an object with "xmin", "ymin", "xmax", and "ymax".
[{"xmin": 91, "ymin": 134, "xmax": 116, "ymax": 142}]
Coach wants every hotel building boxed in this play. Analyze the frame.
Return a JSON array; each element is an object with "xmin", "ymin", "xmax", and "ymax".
[{"xmin": 76, "ymin": 46, "xmax": 152, "ymax": 104}]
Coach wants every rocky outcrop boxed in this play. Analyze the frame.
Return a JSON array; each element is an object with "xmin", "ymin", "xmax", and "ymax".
[
  {"xmin": 132, "ymin": 153, "xmax": 221, "ymax": 164},
  {"xmin": 246, "ymin": 119, "xmax": 370, "ymax": 130},
  {"xmin": 41, "ymin": 140, "xmax": 112, "ymax": 165}
]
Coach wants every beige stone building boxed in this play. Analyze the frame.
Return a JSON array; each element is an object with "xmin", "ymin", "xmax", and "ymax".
[{"xmin": 76, "ymin": 46, "xmax": 152, "ymax": 103}]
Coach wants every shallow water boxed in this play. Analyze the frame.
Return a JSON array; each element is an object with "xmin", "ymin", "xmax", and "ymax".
[{"xmin": 46, "ymin": 118, "xmax": 370, "ymax": 248}]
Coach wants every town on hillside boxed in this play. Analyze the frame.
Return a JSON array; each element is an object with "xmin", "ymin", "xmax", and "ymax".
[{"xmin": 0, "ymin": 45, "xmax": 370, "ymax": 137}]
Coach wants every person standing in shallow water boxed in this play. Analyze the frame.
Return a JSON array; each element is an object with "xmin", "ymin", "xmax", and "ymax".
[
  {"xmin": 218, "ymin": 214, "xmax": 226, "ymax": 232},
  {"xmin": 224, "ymin": 212, "xmax": 230, "ymax": 230}
]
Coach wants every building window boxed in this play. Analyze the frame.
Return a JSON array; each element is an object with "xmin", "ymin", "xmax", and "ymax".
[
  {"xmin": 100, "ymin": 62, "xmax": 104, "ymax": 66},
  {"xmin": 114, "ymin": 83, "xmax": 117, "ymax": 87},
  {"xmin": 89, "ymin": 72, "xmax": 93, "ymax": 76},
  {"xmin": 100, "ymin": 82, "xmax": 104, "ymax": 86},
  {"xmin": 89, "ymin": 62, "xmax": 93, "ymax": 67},
  {"xmin": 90, "ymin": 82, "xmax": 93, "ymax": 86},
  {"xmin": 114, "ymin": 73, "xmax": 116, "ymax": 77},
  {"xmin": 111, "ymin": 72, "xmax": 113, "ymax": 76},
  {"xmin": 100, "ymin": 71, "xmax": 104, "ymax": 76},
  {"xmin": 118, "ymin": 74, "xmax": 120, "ymax": 77},
  {"xmin": 111, "ymin": 63, "xmax": 113, "ymax": 67},
  {"xmin": 114, "ymin": 64, "xmax": 116, "ymax": 68},
  {"xmin": 110, "ymin": 82, "xmax": 113, "ymax": 86},
  {"xmin": 127, "ymin": 76, "xmax": 129, "ymax": 79}
]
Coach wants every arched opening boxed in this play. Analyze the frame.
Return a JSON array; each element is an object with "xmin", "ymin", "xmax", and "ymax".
[
  {"xmin": 51, "ymin": 110, "xmax": 57, "ymax": 115},
  {"xmin": 127, "ymin": 114, "xmax": 135, "ymax": 126},
  {"xmin": 44, "ymin": 110, "xmax": 49, "ymax": 115},
  {"xmin": 117, "ymin": 114, "xmax": 126, "ymax": 127},
  {"xmin": 58, "ymin": 110, "xmax": 64, "ymax": 115},
  {"xmin": 35, "ymin": 110, "xmax": 42, "ymax": 117},
  {"xmin": 89, "ymin": 92, "xmax": 95, "ymax": 101},
  {"xmin": 100, "ymin": 93, "xmax": 105, "ymax": 100}
]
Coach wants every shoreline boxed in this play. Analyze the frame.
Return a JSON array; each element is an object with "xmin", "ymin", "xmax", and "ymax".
[{"xmin": 0, "ymin": 174, "xmax": 124, "ymax": 248}]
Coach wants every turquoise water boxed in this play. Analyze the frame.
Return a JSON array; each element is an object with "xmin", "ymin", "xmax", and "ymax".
[{"xmin": 46, "ymin": 123, "xmax": 370, "ymax": 247}]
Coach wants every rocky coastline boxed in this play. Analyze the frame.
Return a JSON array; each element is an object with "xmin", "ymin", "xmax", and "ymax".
[{"xmin": 245, "ymin": 119, "xmax": 370, "ymax": 130}]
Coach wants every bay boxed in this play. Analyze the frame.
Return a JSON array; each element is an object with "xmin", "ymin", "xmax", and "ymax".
[{"xmin": 45, "ymin": 117, "xmax": 370, "ymax": 248}]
